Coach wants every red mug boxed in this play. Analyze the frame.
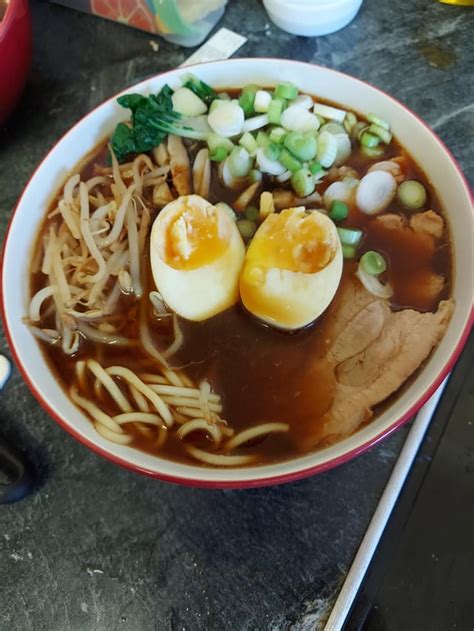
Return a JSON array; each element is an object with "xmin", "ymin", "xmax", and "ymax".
[{"xmin": 0, "ymin": 0, "xmax": 32, "ymax": 125}]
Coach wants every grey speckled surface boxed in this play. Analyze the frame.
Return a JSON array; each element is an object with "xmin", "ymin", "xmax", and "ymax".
[{"xmin": 0, "ymin": 0, "xmax": 472, "ymax": 629}]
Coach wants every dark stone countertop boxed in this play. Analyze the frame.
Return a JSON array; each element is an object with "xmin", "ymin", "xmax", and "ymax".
[{"xmin": 0, "ymin": 1, "xmax": 472, "ymax": 629}]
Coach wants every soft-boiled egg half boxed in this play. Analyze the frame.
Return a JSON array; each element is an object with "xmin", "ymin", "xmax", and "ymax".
[
  {"xmin": 150, "ymin": 195, "xmax": 245, "ymax": 321},
  {"xmin": 239, "ymin": 207, "xmax": 343, "ymax": 330}
]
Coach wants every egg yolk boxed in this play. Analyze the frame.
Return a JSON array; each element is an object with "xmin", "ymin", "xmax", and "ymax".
[
  {"xmin": 240, "ymin": 208, "xmax": 338, "ymax": 327},
  {"xmin": 163, "ymin": 201, "xmax": 229, "ymax": 271},
  {"xmin": 248, "ymin": 208, "xmax": 335, "ymax": 274}
]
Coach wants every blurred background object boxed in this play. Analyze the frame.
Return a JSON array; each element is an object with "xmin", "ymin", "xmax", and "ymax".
[
  {"xmin": 0, "ymin": 0, "xmax": 32, "ymax": 125},
  {"xmin": 437, "ymin": 0, "xmax": 473, "ymax": 5},
  {"xmin": 262, "ymin": 0, "xmax": 363, "ymax": 36},
  {"xmin": 49, "ymin": 0, "xmax": 228, "ymax": 46}
]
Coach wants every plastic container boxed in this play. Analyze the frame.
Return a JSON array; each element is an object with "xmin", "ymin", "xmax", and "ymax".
[
  {"xmin": 262, "ymin": 0, "xmax": 363, "ymax": 36},
  {"xmin": 157, "ymin": 0, "xmax": 228, "ymax": 47}
]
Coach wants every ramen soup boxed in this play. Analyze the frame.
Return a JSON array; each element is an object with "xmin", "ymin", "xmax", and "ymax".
[{"xmin": 27, "ymin": 77, "xmax": 453, "ymax": 467}]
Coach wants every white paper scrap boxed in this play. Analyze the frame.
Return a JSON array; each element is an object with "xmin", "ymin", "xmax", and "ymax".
[{"xmin": 180, "ymin": 28, "xmax": 247, "ymax": 67}]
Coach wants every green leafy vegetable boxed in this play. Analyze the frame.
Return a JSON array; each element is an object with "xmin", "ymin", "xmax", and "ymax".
[{"xmin": 183, "ymin": 75, "xmax": 217, "ymax": 105}]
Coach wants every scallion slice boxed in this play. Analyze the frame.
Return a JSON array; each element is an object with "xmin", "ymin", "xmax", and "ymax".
[
  {"xmin": 274, "ymin": 82, "xmax": 298, "ymax": 100},
  {"xmin": 284, "ymin": 131, "xmax": 318, "ymax": 161},
  {"xmin": 244, "ymin": 206, "xmax": 260, "ymax": 221},
  {"xmin": 291, "ymin": 168, "xmax": 315, "ymax": 198},
  {"xmin": 342, "ymin": 244, "xmax": 357, "ymax": 259},
  {"xmin": 269, "ymin": 127, "xmax": 287, "ymax": 144},
  {"xmin": 279, "ymin": 148, "xmax": 303, "ymax": 173},
  {"xmin": 239, "ymin": 91, "xmax": 256, "ymax": 117},
  {"xmin": 210, "ymin": 146, "xmax": 229, "ymax": 162},
  {"xmin": 268, "ymin": 98, "xmax": 285, "ymax": 125},
  {"xmin": 397, "ymin": 180, "xmax": 427, "ymax": 210},
  {"xmin": 337, "ymin": 227, "xmax": 363, "ymax": 246},
  {"xmin": 360, "ymin": 132, "xmax": 380, "ymax": 148},
  {"xmin": 360, "ymin": 250, "xmax": 387, "ymax": 275},
  {"xmin": 264, "ymin": 141, "xmax": 281, "ymax": 161},
  {"xmin": 249, "ymin": 169, "xmax": 263, "ymax": 183},
  {"xmin": 237, "ymin": 219, "xmax": 257, "ymax": 239},
  {"xmin": 239, "ymin": 132, "xmax": 258, "ymax": 155},
  {"xmin": 227, "ymin": 146, "xmax": 252, "ymax": 178},
  {"xmin": 368, "ymin": 123, "xmax": 392, "ymax": 145},
  {"xmin": 329, "ymin": 200, "xmax": 349, "ymax": 222},
  {"xmin": 367, "ymin": 114, "xmax": 390, "ymax": 131}
]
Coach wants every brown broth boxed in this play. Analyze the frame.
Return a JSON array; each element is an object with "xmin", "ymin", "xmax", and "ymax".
[{"xmin": 29, "ymin": 95, "xmax": 453, "ymax": 466}]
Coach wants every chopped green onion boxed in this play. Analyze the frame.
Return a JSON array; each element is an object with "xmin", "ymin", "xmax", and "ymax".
[
  {"xmin": 254, "ymin": 90, "xmax": 272, "ymax": 113},
  {"xmin": 360, "ymin": 250, "xmax": 387, "ymax": 275},
  {"xmin": 209, "ymin": 99, "xmax": 224, "ymax": 115},
  {"xmin": 269, "ymin": 127, "xmax": 287, "ymax": 144},
  {"xmin": 274, "ymin": 82, "xmax": 298, "ymax": 100},
  {"xmin": 397, "ymin": 180, "xmax": 427, "ymax": 210},
  {"xmin": 361, "ymin": 144, "xmax": 385, "ymax": 159},
  {"xmin": 343, "ymin": 112, "xmax": 358, "ymax": 134},
  {"xmin": 239, "ymin": 132, "xmax": 258, "ymax": 155},
  {"xmin": 320, "ymin": 122, "xmax": 345, "ymax": 136},
  {"xmin": 237, "ymin": 219, "xmax": 257, "ymax": 239},
  {"xmin": 342, "ymin": 244, "xmax": 357, "ymax": 259},
  {"xmin": 367, "ymin": 114, "xmax": 390, "ymax": 131},
  {"xmin": 351, "ymin": 122, "xmax": 368, "ymax": 141},
  {"xmin": 284, "ymin": 131, "xmax": 318, "ymax": 161},
  {"xmin": 368, "ymin": 123, "xmax": 392, "ymax": 145},
  {"xmin": 239, "ymin": 91, "xmax": 256, "ymax": 117},
  {"xmin": 244, "ymin": 206, "xmax": 260, "ymax": 221},
  {"xmin": 268, "ymin": 99, "xmax": 285, "ymax": 125},
  {"xmin": 309, "ymin": 161, "xmax": 324, "ymax": 176},
  {"xmin": 313, "ymin": 103, "xmax": 347, "ymax": 123},
  {"xmin": 264, "ymin": 141, "xmax": 281, "ymax": 161},
  {"xmin": 256, "ymin": 131, "xmax": 270, "ymax": 148},
  {"xmin": 360, "ymin": 132, "xmax": 380, "ymax": 148},
  {"xmin": 316, "ymin": 131, "xmax": 338, "ymax": 168},
  {"xmin": 329, "ymin": 200, "xmax": 349, "ymax": 222},
  {"xmin": 227, "ymin": 146, "xmax": 252, "ymax": 177},
  {"xmin": 337, "ymin": 226, "xmax": 363, "ymax": 246},
  {"xmin": 291, "ymin": 168, "xmax": 315, "ymax": 198},
  {"xmin": 218, "ymin": 92, "xmax": 231, "ymax": 101},
  {"xmin": 249, "ymin": 169, "xmax": 263, "ymax": 183},
  {"xmin": 279, "ymin": 148, "xmax": 303, "ymax": 173},
  {"xmin": 210, "ymin": 147, "xmax": 229, "ymax": 162},
  {"xmin": 207, "ymin": 132, "xmax": 234, "ymax": 154}
]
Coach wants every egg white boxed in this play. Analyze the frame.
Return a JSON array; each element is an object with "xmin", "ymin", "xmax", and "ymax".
[
  {"xmin": 240, "ymin": 208, "xmax": 343, "ymax": 330},
  {"xmin": 150, "ymin": 195, "xmax": 245, "ymax": 322}
]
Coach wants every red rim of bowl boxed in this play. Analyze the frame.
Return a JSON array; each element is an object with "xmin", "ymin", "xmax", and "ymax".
[{"xmin": 1, "ymin": 59, "xmax": 473, "ymax": 489}]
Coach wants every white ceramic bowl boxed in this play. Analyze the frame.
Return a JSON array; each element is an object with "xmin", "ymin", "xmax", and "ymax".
[{"xmin": 2, "ymin": 59, "xmax": 472, "ymax": 488}]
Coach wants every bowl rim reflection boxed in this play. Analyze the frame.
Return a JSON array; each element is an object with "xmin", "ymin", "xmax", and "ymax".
[{"xmin": 1, "ymin": 58, "xmax": 472, "ymax": 488}]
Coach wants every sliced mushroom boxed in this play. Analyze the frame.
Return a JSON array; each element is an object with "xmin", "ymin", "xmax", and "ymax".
[
  {"xmin": 167, "ymin": 134, "xmax": 191, "ymax": 196},
  {"xmin": 234, "ymin": 181, "xmax": 261, "ymax": 213},
  {"xmin": 192, "ymin": 148, "xmax": 211, "ymax": 198},
  {"xmin": 153, "ymin": 182, "xmax": 174, "ymax": 208}
]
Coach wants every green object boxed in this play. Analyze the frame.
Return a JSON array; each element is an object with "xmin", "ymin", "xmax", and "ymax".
[
  {"xmin": 249, "ymin": 169, "xmax": 263, "ymax": 183},
  {"xmin": 360, "ymin": 250, "xmax": 387, "ymax": 275},
  {"xmin": 291, "ymin": 168, "xmax": 315, "ymax": 197},
  {"xmin": 256, "ymin": 131, "xmax": 270, "ymax": 148},
  {"xmin": 242, "ymin": 84, "xmax": 260, "ymax": 95},
  {"xmin": 239, "ymin": 132, "xmax": 258, "ymax": 155},
  {"xmin": 309, "ymin": 161, "xmax": 323, "ymax": 175},
  {"xmin": 284, "ymin": 131, "xmax": 317, "ymax": 161},
  {"xmin": 329, "ymin": 200, "xmax": 349, "ymax": 222},
  {"xmin": 343, "ymin": 112, "xmax": 358, "ymax": 134},
  {"xmin": 320, "ymin": 122, "xmax": 345, "ymax": 136},
  {"xmin": 244, "ymin": 206, "xmax": 260, "ymax": 221},
  {"xmin": 279, "ymin": 148, "xmax": 302, "ymax": 173},
  {"xmin": 239, "ymin": 91, "xmax": 256, "ymax": 117},
  {"xmin": 210, "ymin": 146, "xmax": 229, "ymax": 162},
  {"xmin": 207, "ymin": 132, "xmax": 234, "ymax": 154},
  {"xmin": 263, "ymin": 142, "xmax": 281, "ymax": 161},
  {"xmin": 183, "ymin": 74, "xmax": 217, "ymax": 105},
  {"xmin": 268, "ymin": 99, "xmax": 285, "ymax": 124},
  {"xmin": 148, "ymin": 0, "xmax": 195, "ymax": 36},
  {"xmin": 274, "ymin": 82, "xmax": 298, "ymax": 100},
  {"xmin": 367, "ymin": 113, "xmax": 390, "ymax": 131},
  {"xmin": 228, "ymin": 146, "xmax": 252, "ymax": 177},
  {"xmin": 397, "ymin": 180, "xmax": 427, "ymax": 209},
  {"xmin": 237, "ymin": 219, "xmax": 257, "ymax": 239},
  {"xmin": 337, "ymin": 226, "xmax": 363, "ymax": 246},
  {"xmin": 269, "ymin": 127, "xmax": 287, "ymax": 144},
  {"xmin": 361, "ymin": 131, "xmax": 380, "ymax": 148},
  {"xmin": 111, "ymin": 85, "xmax": 187, "ymax": 162},
  {"xmin": 368, "ymin": 123, "xmax": 392, "ymax": 145},
  {"xmin": 342, "ymin": 244, "xmax": 357, "ymax": 259}
]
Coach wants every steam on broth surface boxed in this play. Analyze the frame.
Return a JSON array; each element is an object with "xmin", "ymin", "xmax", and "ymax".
[{"xmin": 27, "ymin": 78, "xmax": 453, "ymax": 466}]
